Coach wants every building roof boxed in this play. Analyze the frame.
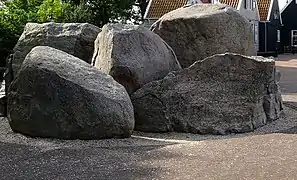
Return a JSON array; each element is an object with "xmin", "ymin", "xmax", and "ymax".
[
  {"xmin": 219, "ymin": 0, "xmax": 239, "ymax": 8},
  {"xmin": 144, "ymin": 0, "xmax": 188, "ymax": 19},
  {"xmin": 257, "ymin": 0, "xmax": 271, "ymax": 21}
]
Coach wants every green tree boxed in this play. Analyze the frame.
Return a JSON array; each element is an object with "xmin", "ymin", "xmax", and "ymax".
[
  {"xmin": 66, "ymin": 0, "xmax": 140, "ymax": 27},
  {"xmin": 0, "ymin": 0, "xmax": 140, "ymax": 70}
]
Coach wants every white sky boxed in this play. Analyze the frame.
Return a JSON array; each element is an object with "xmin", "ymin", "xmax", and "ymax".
[{"xmin": 279, "ymin": 0, "xmax": 289, "ymax": 10}]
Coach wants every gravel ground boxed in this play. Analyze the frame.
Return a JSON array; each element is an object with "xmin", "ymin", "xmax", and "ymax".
[
  {"xmin": 1, "ymin": 62, "xmax": 297, "ymax": 179},
  {"xmin": 0, "ymin": 106, "xmax": 297, "ymax": 180},
  {"xmin": 0, "ymin": 106, "xmax": 296, "ymax": 150}
]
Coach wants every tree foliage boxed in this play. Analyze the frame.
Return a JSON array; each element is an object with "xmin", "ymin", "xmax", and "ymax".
[
  {"xmin": 0, "ymin": 0, "xmax": 140, "ymax": 68},
  {"xmin": 65, "ymin": 0, "xmax": 140, "ymax": 26}
]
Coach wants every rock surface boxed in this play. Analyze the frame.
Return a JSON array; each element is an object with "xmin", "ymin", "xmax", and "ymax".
[
  {"xmin": 7, "ymin": 46, "xmax": 134, "ymax": 139},
  {"xmin": 131, "ymin": 53, "xmax": 282, "ymax": 134},
  {"xmin": 93, "ymin": 23, "xmax": 181, "ymax": 94},
  {"xmin": 263, "ymin": 69, "xmax": 283, "ymax": 121},
  {"xmin": 12, "ymin": 22, "xmax": 100, "ymax": 75},
  {"xmin": 151, "ymin": 4, "xmax": 257, "ymax": 68}
]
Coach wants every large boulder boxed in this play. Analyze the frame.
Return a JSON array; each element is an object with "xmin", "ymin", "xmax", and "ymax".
[
  {"xmin": 151, "ymin": 4, "xmax": 257, "ymax": 68},
  {"xmin": 7, "ymin": 46, "xmax": 134, "ymax": 139},
  {"xmin": 131, "ymin": 54, "xmax": 283, "ymax": 134},
  {"xmin": 92, "ymin": 23, "xmax": 181, "ymax": 94},
  {"xmin": 12, "ymin": 22, "xmax": 100, "ymax": 75}
]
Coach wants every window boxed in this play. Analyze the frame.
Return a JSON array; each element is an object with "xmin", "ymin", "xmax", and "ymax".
[
  {"xmin": 277, "ymin": 30, "xmax": 280, "ymax": 43},
  {"xmin": 188, "ymin": 0, "xmax": 199, "ymax": 4},
  {"xmin": 252, "ymin": 0, "xmax": 256, "ymax": 10},
  {"xmin": 254, "ymin": 23, "xmax": 258, "ymax": 44},
  {"xmin": 250, "ymin": 21, "xmax": 259, "ymax": 50},
  {"xmin": 291, "ymin": 30, "xmax": 297, "ymax": 46},
  {"xmin": 251, "ymin": 23, "xmax": 258, "ymax": 44},
  {"xmin": 254, "ymin": 24, "xmax": 256, "ymax": 43},
  {"xmin": 244, "ymin": 0, "xmax": 253, "ymax": 9},
  {"xmin": 250, "ymin": 22, "xmax": 253, "ymax": 40},
  {"xmin": 190, "ymin": 0, "xmax": 198, "ymax": 5}
]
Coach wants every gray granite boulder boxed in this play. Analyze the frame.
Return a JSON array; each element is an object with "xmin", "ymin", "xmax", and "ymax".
[
  {"xmin": 263, "ymin": 69, "xmax": 283, "ymax": 121},
  {"xmin": 151, "ymin": 4, "xmax": 257, "ymax": 68},
  {"xmin": 12, "ymin": 22, "xmax": 100, "ymax": 75},
  {"xmin": 131, "ymin": 54, "xmax": 282, "ymax": 134},
  {"xmin": 92, "ymin": 23, "xmax": 181, "ymax": 94},
  {"xmin": 8, "ymin": 46, "xmax": 134, "ymax": 139}
]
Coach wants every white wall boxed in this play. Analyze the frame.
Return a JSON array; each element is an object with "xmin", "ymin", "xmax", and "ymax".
[{"xmin": 238, "ymin": 0, "xmax": 260, "ymax": 21}]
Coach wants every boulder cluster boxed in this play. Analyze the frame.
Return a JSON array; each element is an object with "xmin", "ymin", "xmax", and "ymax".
[{"xmin": 5, "ymin": 4, "xmax": 283, "ymax": 139}]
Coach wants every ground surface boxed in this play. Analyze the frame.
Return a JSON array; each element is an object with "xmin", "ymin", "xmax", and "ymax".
[
  {"xmin": 276, "ymin": 54, "xmax": 297, "ymax": 109},
  {"xmin": 1, "ymin": 54, "xmax": 297, "ymax": 180}
]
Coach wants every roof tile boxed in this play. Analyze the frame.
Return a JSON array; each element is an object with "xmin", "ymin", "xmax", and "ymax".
[
  {"xmin": 219, "ymin": 0, "xmax": 240, "ymax": 8},
  {"xmin": 145, "ymin": 0, "xmax": 188, "ymax": 19},
  {"xmin": 257, "ymin": 0, "xmax": 271, "ymax": 21}
]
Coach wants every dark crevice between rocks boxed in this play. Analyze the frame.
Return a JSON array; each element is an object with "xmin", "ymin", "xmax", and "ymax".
[
  {"xmin": 132, "ymin": 93, "xmax": 172, "ymax": 133},
  {"xmin": 150, "ymin": 94, "xmax": 177, "ymax": 132},
  {"xmin": 262, "ymin": 81, "xmax": 283, "ymax": 124},
  {"xmin": 263, "ymin": 94, "xmax": 272, "ymax": 122},
  {"xmin": 110, "ymin": 66, "xmax": 140, "ymax": 95},
  {"xmin": 92, "ymin": 47, "xmax": 99, "ymax": 66}
]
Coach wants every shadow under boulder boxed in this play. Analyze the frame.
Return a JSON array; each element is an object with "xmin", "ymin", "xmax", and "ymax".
[
  {"xmin": 7, "ymin": 46, "xmax": 134, "ymax": 140},
  {"xmin": 131, "ymin": 53, "xmax": 283, "ymax": 135}
]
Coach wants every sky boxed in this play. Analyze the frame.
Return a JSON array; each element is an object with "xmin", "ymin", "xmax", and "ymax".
[{"xmin": 279, "ymin": 0, "xmax": 289, "ymax": 10}]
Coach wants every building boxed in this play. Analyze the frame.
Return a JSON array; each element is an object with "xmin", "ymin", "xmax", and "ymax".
[
  {"xmin": 143, "ymin": 0, "xmax": 188, "ymax": 28},
  {"xmin": 280, "ymin": 0, "xmax": 297, "ymax": 53},
  {"xmin": 257, "ymin": 0, "xmax": 282, "ymax": 56}
]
